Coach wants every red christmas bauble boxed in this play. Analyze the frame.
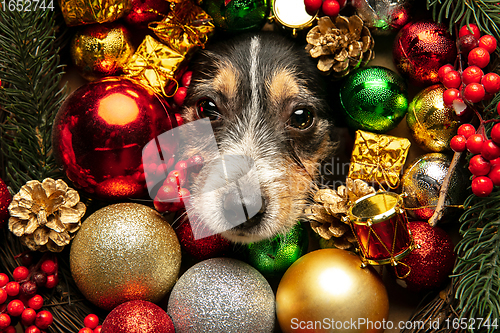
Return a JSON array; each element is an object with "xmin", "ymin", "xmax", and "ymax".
[
  {"xmin": 395, "ymin": 221, "xmax": 455, "ymax": 292},
  {"xmin": 52, "ymin": 77, "xmax": 177, "ymax": 200},
  {"xmin": 101, "ymin": 300, "xmax": 175, "ymax": 333},
  {"xmin": 0, "ymin": 178, "xmax": 12, "ymax": 229},
  {"xmin": 393, "ymin": 20, "xmax": 457, "ymax": 86},
  {"xmin": 175, "ymin": 214, "xmax": 232, "ymax": 261},
  {"xmin": 124, "ymin": 0, "xmax": 170, "ymax": 28}
]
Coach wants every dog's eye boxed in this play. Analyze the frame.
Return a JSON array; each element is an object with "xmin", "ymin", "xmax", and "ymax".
[
  {"xmin": 196, "ymin": 99, "xmax": 221, "ymax": 121},
  {"xmin": 289, "ymin": 109, "xmax": 314, "ymax": 130}
]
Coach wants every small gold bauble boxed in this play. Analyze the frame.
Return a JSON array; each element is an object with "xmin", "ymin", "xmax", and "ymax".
[
  {"xmin": 71, "ymin": 23, "xmax": 135, "ymax": 81},
  {"xmin": 70, "ymin": 203, "xmax": 181, "ymax": 310},
  {"xmin": 407, "ymin": 84, "xmax": 459, "ymax": 152},
  {"xmin": 276, "ymin": 249, "xmax": 389, "ymax": 333}
]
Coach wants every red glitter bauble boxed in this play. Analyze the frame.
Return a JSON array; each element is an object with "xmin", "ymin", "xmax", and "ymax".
[
  {"xmin": 101, "ymin": 300, "xmax": 175, "ymax": 333},
  {"xmin": 175, "ymin": 214, "xmax": 232, "ymax": 261},
  {"xmin": 52, "ymin": 77, "xmax": 177, "ymax": 200},
  {"xmin": 124, "ymin": 0, "xmax": 170, "ymax": 28},
  {"xmin": 0, "ymin": 178, "xmax": 12, "ymax": 229},
  {"xmin": 393, "ymin": 20, "xmax": 457, "ymax": 86},
  {"xmin": 395, "ymin": 221, "xmax": 455, "ymax": 292}
]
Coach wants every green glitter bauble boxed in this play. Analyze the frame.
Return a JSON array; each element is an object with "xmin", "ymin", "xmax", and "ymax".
[
  {"xmin": 246, "ymin": 222, "xmax": 308, "ymax": 279},
  {"xmin": 203, "ymin": 0, "xmax": 270, "ymax": 33},
  {"xmin": 339, "ymin": 66, "xmax": 408, "ymax": 133}
]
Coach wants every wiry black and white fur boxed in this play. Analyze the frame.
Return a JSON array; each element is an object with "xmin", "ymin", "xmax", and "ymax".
[{"xmin": 180, "ymin": 33, "xmax": 336, "ymax": 243}]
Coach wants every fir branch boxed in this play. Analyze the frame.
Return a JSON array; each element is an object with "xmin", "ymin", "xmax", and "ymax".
[
  {"xmin": 0, "ymin": 8, "xmax": 66, "ymax": 191},
  {"xmin": 427, "ymin": 0, "xmax": 500, "ymax": 41}
]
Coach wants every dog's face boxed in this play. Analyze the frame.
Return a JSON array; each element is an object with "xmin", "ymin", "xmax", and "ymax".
[{"xmin": 181, "ymin": 33, "xmax": 335, "ymax": 243}]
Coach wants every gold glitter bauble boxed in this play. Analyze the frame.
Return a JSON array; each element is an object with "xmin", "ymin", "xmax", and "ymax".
[
  {"xmin": 71, "ymin": 23, "xmax": 135, "ymax": 81},
  {"xmin": 276, "ymin": 249, "xmax": 389, "ymax": 333},
  {"xmin": 70, "ymin": 203, "xmax": 181, "ymax": 310},
  {"xmin": 406, "ymin": 84, "xmax": 459, "ymax": 152}
]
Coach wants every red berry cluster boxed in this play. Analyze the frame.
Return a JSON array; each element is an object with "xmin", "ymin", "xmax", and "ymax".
[
  {"xmin": 451, "ymin": 123, "xmax": 500, "ymax": 197},
  {"xmin": 303, "ymin": 0, "xmax": 346, "ymax": 18},
  {"xmin": 439, "ymin": 24, "xmax": 499, "ymax": 117},
  {"xmin": 172, "ymin": 70, "xmax": 192, "ymax": 108},
  {"xmin": 153, "ymin": 155, "xmax": 204, "ymax": 213},
  {"xmin": 78, "ymin": 314, "xmax": 101, "ymax": 333},
  {"xmin": 0, "ymin": 271, "xmax": 53, "ymax": 333}
]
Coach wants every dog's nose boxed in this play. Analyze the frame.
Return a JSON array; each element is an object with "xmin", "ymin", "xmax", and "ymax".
[{"xmin": 223, "ymin": 190, "xmax": 266, "ymax": 228}]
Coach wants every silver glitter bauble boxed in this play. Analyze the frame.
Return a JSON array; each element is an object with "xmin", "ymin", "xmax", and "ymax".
[
  {"xmin": 402, "ymin": 153, "xmax": 469, "ymax": 221},
  {"xmin": 167, "ymin": 258, "xmax": 275, "ymax": 333},
  {"xmin": 70, "ymin": 203, "xmax": 181, "ymax": 310},
  {"xmin": 352, "ymin": 0, "xmax": 412, "ymax": 35}
]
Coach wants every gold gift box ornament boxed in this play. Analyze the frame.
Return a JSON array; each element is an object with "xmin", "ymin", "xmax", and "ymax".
[
  {"xmin": 123, "ymin": 0, "xmax": 215, "ymax": 97},
  {"xmin": 348, "ymin": 130, "xmax": 411, "ymax": 189},
  {"xmin": 59, "ymin": 0, "xmax": 132, "ymax": 26}
]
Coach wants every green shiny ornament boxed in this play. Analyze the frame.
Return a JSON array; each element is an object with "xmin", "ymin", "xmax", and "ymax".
[
  {"xmin": 246, "ymin": 222, "xmax": 308, "ymax": 279},
  {"xmin": 339, "ymin": 66, "xmax": 408, "ymax": 133},
  {"xmin": 203, "ymin": 0, "xmax": 270, "ymax": 33}
]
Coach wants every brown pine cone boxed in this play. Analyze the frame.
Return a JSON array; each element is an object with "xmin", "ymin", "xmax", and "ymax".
[
  {"xmin": 306, "ymin": 15, "xmax": 374, "ymax": 78},
  {"xmin": 305, "ymin": 179, "xmax": 375, "ymax": 250}
]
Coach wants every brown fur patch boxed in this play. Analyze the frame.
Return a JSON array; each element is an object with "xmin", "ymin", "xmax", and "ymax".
[
  {"xmin": 267, "ymin": 69, "xmax": 300, "ymax": 106},
  {"xmin": 213, "ymin": 63, "xmax": 239, "ymax": 100}
]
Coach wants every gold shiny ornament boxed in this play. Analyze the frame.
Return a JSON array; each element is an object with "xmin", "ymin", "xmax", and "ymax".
[
  {"xmin": 306, "ymin": 15, "xmax": 374, "ymax": 78},
  {"xmin": 124, "ymin": 0, "xmax": 214, "ymax": 96},
  {"xmin": 59, "ymin": 0, "xmax": 132, "ymax": 26},
  {"xmin": 348, "ymin": 130, "xmax": 411, "ymax": 189},
  {"xmin": 71, "ymin": 23, "xmax": 135, "ymax": 81},
  {"xmin": 306, "ymin": 179, "xmax": 375, "ymax": 250},
  {"xmin": 8, "ymin": 178, "xmax": 86, "ymax": 252},
  {"xmin": 271, "ymin": 0, "xmax": 317, "ymax": 36},
  {"xmin": 407, "ymin": 84, "xmax": 459, "ymax": 152},
  {"xmin": 70, "ymin": 203, "xmax": 181, "ymax": 310},
  {"xmin": 276, "ymin": 249, "xmax": 389, "ymax": 333}
]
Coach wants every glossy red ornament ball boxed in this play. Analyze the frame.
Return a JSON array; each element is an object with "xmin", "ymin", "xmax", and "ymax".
[
  {"xmin": 481, "ymin": 140, "xmax": 500, "ymax": 161},
  {"xmin": 52, "ymin": 77, "xmax": 177, "ymax": 200},
  {"xmin": 467, "ymin": 134, "xmax": 485, "ymax": 154},
  {"xmin": 84, "ymin": 314, "xmax": 100, "ymax": 329},
  {"xmin": 0, "ymin": 178, "xmax": 12, "ymax": 229},
  {"xmin": 463, "ymin": 83, "xmax": 485, "ymax": 103},
  {"xmin": 123, "ymin": 0, "xmax": 170, "ymax": 28},
  {"xmin": 443, "ymin": 88, "xmax": 460, "ymax": 106},
  {"xmin": 322, "ymin": 0, "xmax": 340, "ymax": 17},
  {"xmin": 462, "ymin": 66, "xmax": 483, "ymax": 85},
  {"xmin": 472, "ymin": 176, "xmax": 493, "ymax": 197},
  {"xmin": 468, "ymin": 47, "xmax": 490, "ymax": 68},
  {"xmin": 479, "ymin": 35, "xmax": 497, "ymax": 54},
  {"xmin": 457, "ymin": 123, "xmax": 476, "ymax": 139},
  {"xmin": 393, "ymin": 20, "xmax": 457, "ymax": 86},
  {"xmin": 459, "ymin": 23, "xmax": 481, "ymax": 39},
  {"xmin": 101, "ymin": 300, "xmax": 175, "ymax": 333},
  {"xmin": 441, "ymin": 70, "xmax": 461, "ymax": 89},
  {"xmin": 488, "ymin": 165, "xmax": 500, "ymax": 186},
  {"xmin": 304, "ymin": 0, "xmax": 322, "ymax": 15},
  {"xmin": 481, "ymin": 73, "xmax": 500, "ymax": 94},
  {"xmin": 450, "ymin": 135, "xmax": 466, "ymax": 152},
  {"xmin": 469, "ymin": 155, "xmax": 491, "ymax": 176},
  {"xmin": 395, "ymin": 222, "xmax": 455, "ymax": 291},
  {"xmin": 175, "ymin": 214, "xmax": 232, "ymax": 261}
]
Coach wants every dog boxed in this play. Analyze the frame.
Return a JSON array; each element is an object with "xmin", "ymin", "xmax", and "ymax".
[{"xmin": 180, "ymin": 33, "xmax": 336, "ymax": 243}]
